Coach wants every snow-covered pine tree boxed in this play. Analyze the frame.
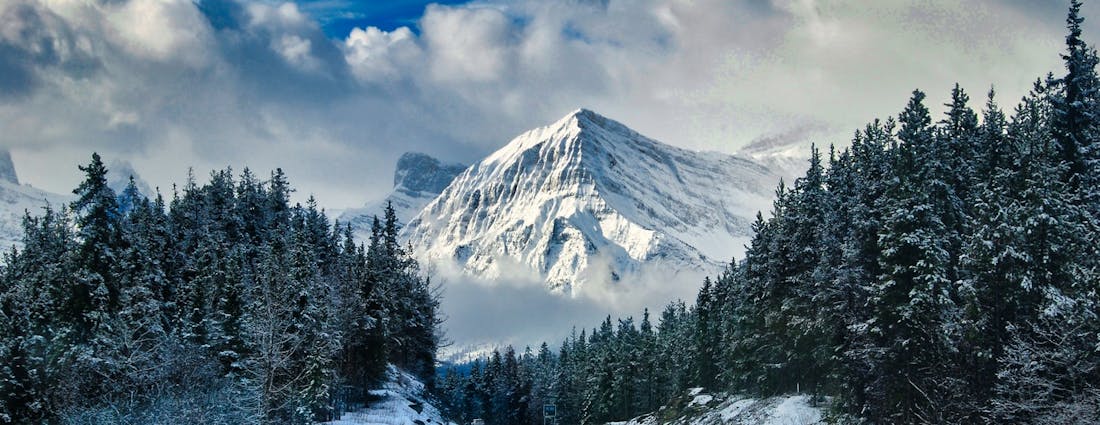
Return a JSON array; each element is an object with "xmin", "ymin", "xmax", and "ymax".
[
  {"xmin": 1053, "ymin": 0, "xmax": 1100, "ymax": 201},
  {"xmin": 866, "ymin": 90, "xmax": 956, "ymax": 423}
]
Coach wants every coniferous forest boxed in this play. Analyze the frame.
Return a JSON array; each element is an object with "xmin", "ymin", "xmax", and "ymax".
[
  {"xmin": 4, "ymin": 2, "xmax": 1100, "ymax": 425},
  {"xmin": 0, "ymin": 154, "xmax": 440, "ymax": 423},
  {"xmin": 436, "ymin": 3, "xmax": 1100, "ymax": 424}
]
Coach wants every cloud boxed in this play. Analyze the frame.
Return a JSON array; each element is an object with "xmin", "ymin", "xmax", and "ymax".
[
  {"xmin": 107, "ymin": 0, "xmax": 215, "ymax": 67},
  {"xmin": 0, "ymin": 0, "xmax": 1092, "ymax": 213},
  {"xmin": 0, "ymin": 1, "xmax": 99, "ymax": 98},
  {"xmin": 343, "ymin": 26, "xmax": 420, "ymax": 82},
  {"xmin": 422, "ymin": 5, "xmax": 513, "ymax": 82},
  {"xmin": 432, "ymin": 257, "xmax": 708, "ymax": 350}
]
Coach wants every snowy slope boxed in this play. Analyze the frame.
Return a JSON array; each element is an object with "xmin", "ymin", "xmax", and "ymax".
[
  {"xmin": 609, "ymin": 389, "xmax": 824, "ymax": 425},
  {"xmin": 0, "ymin": 181, "xmax": 71, "ymax": 249},
  {"xmin": 737, "ymin": 132, "xmax": 812, "ymax": 182},
  {"xmin": 340, "ymin": 152, "xmax": 466, "ymax": 241},
  {"xmin": 0, "ymin": 154, "xmax": 146, "ymax": 250},
  {"xmin": 325, "ymin": 365, "xmax": 455, "ymax": 425},
  {"xmin": 404, "ymin": 109, "xmax": 779, "ymax": 294}
]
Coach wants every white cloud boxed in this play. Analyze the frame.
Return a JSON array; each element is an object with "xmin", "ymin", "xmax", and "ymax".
[
  {"xmin": 245, "ymin": 1, "xmax": 311, "ymax": 29},
  {"xmin": 422, "ymin": 5, "xmax": 513, "ymax": 82},
  {"xmin": 0, "ymin": 0, "xmax": 1091, "ymax": 212},
  {"xmin": 273, "ymin": 34, "xmax": 316, "ymax": 69},
  {"xmin": 433, "ymin": 257, "xmax": 708, "ymax": 348},
  {"xmin": 344, "ymin": 26, "xmax": 420, "ymax": 82},
  {"xmin": 106, "ymin": 0, "xmax": 215, "ymax": 68}
]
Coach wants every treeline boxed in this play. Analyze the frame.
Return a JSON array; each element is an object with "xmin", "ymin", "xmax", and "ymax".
[
  {"xmin": 437, "ymin": 305, "xmax": 695, "ymax": 425},
  {"xmin": 440, "ymin": 2, "xmax": 1100, "ymax": 424},
  {"xmin": 0, "ymin": 155, "xmax": 440, "ymax": 424}
]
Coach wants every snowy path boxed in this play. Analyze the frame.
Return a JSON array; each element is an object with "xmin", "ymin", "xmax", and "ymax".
[
  {"xmin": 608, "ymin": 391, "xmax": 824, "ymax": 425},
  {"xmin": 323, "ymin": 366, "xmax": 455, "ymax": 425}
]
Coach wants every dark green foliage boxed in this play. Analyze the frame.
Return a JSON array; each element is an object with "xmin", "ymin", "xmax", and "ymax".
[{"xmin": 0, "ymin": 159, "xmax": 438, "ymax": 424}]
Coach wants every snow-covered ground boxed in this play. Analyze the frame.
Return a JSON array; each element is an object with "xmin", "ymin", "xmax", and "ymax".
[
  {"xmin": 324, "ymin": 365, "xmax": 455, "ymax": 425},
  {"xmin": 608, "ymin": 389, "xmax": 824, "ymax": 425}
]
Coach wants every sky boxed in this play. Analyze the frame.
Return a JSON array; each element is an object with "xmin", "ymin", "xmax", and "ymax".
[{"xmin": 1, "ymin": 0, "xmax": 1096, "ymax": 211}]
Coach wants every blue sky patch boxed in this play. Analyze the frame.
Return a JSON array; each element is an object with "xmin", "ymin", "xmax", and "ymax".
[{"xmin": 292, "ymin": 0, "xmax": 474, "ymax": 37}]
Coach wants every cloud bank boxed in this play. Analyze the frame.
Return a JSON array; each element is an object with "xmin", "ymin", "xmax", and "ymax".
[{"xmin": 432, "ymin": 257, "xmax": 710, "ymax": 352}]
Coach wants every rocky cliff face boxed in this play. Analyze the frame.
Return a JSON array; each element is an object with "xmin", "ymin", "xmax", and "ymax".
[
  {"xmin": 0, "ymin": 150, "xmax": 19, "ymax": 184},
  {"xmin": 340, "ymin": 152, "xmax": 466, "ymax": 241}
]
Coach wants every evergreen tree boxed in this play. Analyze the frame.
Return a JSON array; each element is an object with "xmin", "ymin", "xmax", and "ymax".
[{"xmin": 1053, "ymin": 0, "xmax": 1100, "ymax": 197}]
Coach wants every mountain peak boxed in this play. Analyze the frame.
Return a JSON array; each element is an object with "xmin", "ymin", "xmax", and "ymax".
[
  {"xmin": 338, "ymin": 152, "xmax": 466, "ymax": 240},
  {"xmin": 393, "ymin": 152, "xmax": 466, "ymax": 196},
  {"xmin": 107, "ymin": 160, "xmax": 154, "ymax": 197},
  {"xmin": 570, "ymin": 107, "xmax": 599, "ymax": 121},
  {"xmin": 484, "ymin": 108, "xmax": 639, "ymax": 169},
  {"xmin": 554, "ymin": 107, "xmax": 623, "ymax": 134},
  {"xmin": 405, "ymin": 110, "xmax": 780, "ymax": 294}
]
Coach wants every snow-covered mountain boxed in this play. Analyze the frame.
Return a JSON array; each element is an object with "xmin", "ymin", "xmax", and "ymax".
[
  {"xmin": 737, "ymin": 130, "xmax": 813, "ymax": 181},
  {"xmin": 0, "ymin": 151, "xmax": 70, "ymax": 249},
  {"xmin": 339, "ymin": 152, "xmax": 466, "ymax": 241},
  {"xmin": 0, "ymin": 183, "xmax": 70, "ymax": 249},
  {"xmin": 404, "ymin": 109, "xmax": 780, "ymax": 294},
  {"xmin": 107, "ymin": 159, "xmax": 155, "ymax": 198}
]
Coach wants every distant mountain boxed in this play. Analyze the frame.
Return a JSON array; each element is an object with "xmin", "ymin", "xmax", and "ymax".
[
  {"xmin": 107, "ymin": 159, "xmax": 154, "ymax": 198},
  {"xmin": 0, "ymin": 181, "xmax": 70, "ymax": 249},
  {"xmin": 738, "ymin": 128, "xmax": 814, "ymax": 181},
  {"xmin": 404, "ymin": 109, "xmax": 780, "ymax": 294},
  {"xmin": 339, "ymin": 152, "xmax": 466, "ymax": 241}
]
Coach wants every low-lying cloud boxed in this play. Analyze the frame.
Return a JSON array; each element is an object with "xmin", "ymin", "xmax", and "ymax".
[{"xmin": 431, "ymin": 256, "xmax": 712, "ymax": 354}]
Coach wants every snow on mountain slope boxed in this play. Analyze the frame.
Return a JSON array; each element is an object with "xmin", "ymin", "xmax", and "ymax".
[
  {"xmin": 340, "ymin": 152, "xmax": 466, "ymax": 241},
  {"xmin": 0, "ymin": 154, "xmax": 147, "ymax": 250},
  {"xmin": 0, "ymin": 180, "xmax": 71, "ymax": 250},
  {"xmin": 609, "ymin": 389, "xmax": 824, "ymax": 425},
  {"xmin": 404, "ymin": 109, "xmax": 779, "ymax": 294},
  {"xmin": 325, "ymin": 365, "xmax": 455, "ymax": 425},
  {"xmin": 738, "ymin": 130, "xmax": 813, "ymax": 182},
  {"xmin": 0, "ymin": 149, "xmax": 71, "ymax": 249}
]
